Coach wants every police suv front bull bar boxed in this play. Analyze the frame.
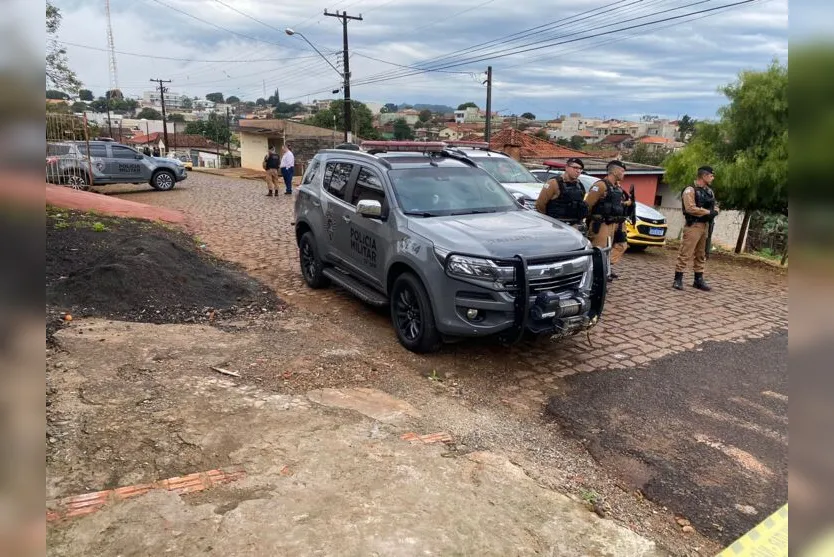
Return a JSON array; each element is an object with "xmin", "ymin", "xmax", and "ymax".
[{"xmin": 442, "ymin": 247, "xmax": 609, "ymax": 345}]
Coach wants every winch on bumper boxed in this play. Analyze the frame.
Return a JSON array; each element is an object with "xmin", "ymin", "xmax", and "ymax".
[{"xmin": 441, "ymin": 247, "xmax": 608, "ymax": 344}]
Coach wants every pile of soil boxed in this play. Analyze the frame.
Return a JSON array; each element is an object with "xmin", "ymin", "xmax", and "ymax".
[{"xmin": 46, "ymin": 210, "xmax": 282, "ymax": 336}]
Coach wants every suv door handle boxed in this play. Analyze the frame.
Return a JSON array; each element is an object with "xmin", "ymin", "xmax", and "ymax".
[
  {"xmin": 311, "ymin": 199, "xmax": 321, "ymax": 207},
  {"xmin": 342, "ymin": 215, "xmax": 351, "ymax": 223}
]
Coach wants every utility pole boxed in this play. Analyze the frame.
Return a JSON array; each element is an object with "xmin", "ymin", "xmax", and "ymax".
[
  {"xmin": 150, "ymin": 78, "xmax": 171, "ymax": 154},
  {"xmin": 324, "ymin": 9, "xmax": 362, "ymax": 143},
  {"xmin": 484, "ymin": 66, "xmax": 493, "ymax": 143},
  {"xmin": 226, "ymin": 106, "xmax": 232, "ymax": 168}
]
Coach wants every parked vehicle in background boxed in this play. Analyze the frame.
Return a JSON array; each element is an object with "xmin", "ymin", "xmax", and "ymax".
[{"xmin": 45, "ymin": 141, "xmax": 187, "ymax": 191}]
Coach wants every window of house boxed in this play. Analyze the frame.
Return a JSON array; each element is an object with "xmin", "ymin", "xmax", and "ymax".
[
  {"xmin": 323, "ymin": 162, "xmax": 353, "ymax": 201},
  {"xmin": 111, "ymin": 145, "xmax": 139, "ymax": 159},
  {"xmin": 350, "ymin": 167, "xmax": 385, "ymax": 206}
]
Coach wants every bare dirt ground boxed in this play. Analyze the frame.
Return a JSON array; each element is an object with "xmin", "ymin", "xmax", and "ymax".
[{"xmin": 45, "ymin": 174, "xmax": 788, "ymax": 556}]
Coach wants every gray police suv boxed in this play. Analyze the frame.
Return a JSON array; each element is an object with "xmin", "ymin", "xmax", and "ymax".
[
  {"xmin": 46, "ymin": 140, "xmax": 187, "ymax": 191},
  {"xmin": 293, "ymin": 142, "xmax": 607, "ymax": 353}
]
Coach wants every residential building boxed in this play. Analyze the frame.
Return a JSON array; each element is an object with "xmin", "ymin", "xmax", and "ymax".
[
  {"xmin": 126, "ymin": 132, "xmax": 222, "ymax": 158},
  {"xmin": 237, "ymin": 119, "xmax": 350, "ymax": 172},
  {"xmin": 141, "ymin": 90, "xmax": 188, "ymax": 109},
  {"xmin": 635, "ymin": 136, "xmax": 685, "ymax": 152},
  {"xmin": 597, "ymin": 133, "xmax": 636, "ymax": 150},
  {"xmin": 378, "ymin": 109, "xmax": 420, "ymax": 126}
]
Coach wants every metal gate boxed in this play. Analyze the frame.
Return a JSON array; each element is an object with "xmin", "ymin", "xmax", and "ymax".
[{"xmin": 46, "ymin": 113, "xmax": 95, "ymax": 188}]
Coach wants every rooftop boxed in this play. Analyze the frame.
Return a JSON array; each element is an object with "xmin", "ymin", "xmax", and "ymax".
[{"xmin": 489, "ymin": 128, "xmax": 590, "ymax": 159}]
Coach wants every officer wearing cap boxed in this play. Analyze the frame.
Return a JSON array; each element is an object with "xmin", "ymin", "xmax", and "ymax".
[
  {"xmin": 534, "ymin": 157, "xmax": 588, "ymax": 229},
  {"xmin": 674, "ymin": 165, "xmax": 719, "ymax": 291},
  {"xmin": 585, "ymin": 160, "xmax": 629, "ymax": 281}
]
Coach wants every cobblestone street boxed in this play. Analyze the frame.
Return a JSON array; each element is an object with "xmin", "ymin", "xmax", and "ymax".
[{"xmin": 106, "ymin": 173, "xmax": 788, "ymax": 414}]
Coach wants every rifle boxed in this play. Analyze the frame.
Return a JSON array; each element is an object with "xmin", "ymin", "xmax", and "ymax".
[
  {"xmin": 705, "ymin": 216, "xmax": 715, "ymax": 260},
  {"xmin": 628, "ymin": 185, "xmax": 636, "ymax": 225}
]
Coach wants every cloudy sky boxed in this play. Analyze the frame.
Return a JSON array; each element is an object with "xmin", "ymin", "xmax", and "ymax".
[{"xmin": 50, "ymin": 0, "xmax": 788, "ymax": 119}]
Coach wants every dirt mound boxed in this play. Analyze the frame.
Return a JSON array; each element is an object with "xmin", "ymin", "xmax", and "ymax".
[{"xmin": 47, "ymin": 210, "xmax": 281, "ymax": 327}]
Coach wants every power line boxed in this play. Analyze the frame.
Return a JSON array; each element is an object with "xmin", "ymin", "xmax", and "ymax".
[
  {"xmin": 353, "ymin": 0, "xmax": 676, "ymax": 85},
  {"xmin": 212, "ymin": 0, "xmax": 283, "ymax": 33},
  {"xmin": 61, "ymin": 41, "xmax": 317, "ymax": 63},
  {"xmin": 349, "ymin": 0, "xmax": 756, "ymax": 87},
  {"xmin": 351, "ymin": 52, "xmax": 474, "ymax": 75},
  {"xmin": 143, "ymin": 0, "xmax": 289, "ymax": 49}
]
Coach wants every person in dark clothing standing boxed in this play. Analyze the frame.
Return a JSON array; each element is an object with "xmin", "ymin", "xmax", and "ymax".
[
  {"xmin": 674, "ymin": 165, "xmax": 719, "ymax": 291},
  {"xmin": 585, "ymin": 161, "xmax": 629, "ymax": 281},
  {"xmin": 534, "ymin": 157, "xmax": 588, "ymax": 230},
  {"xmin": 263, "ymin": 146, "xmax": 280, "ymax": 196}
]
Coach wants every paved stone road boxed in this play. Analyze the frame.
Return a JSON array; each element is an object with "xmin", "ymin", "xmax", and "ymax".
[{"xmin": 107, "ymin": 173, "xmax": 788, "ymax": 413}]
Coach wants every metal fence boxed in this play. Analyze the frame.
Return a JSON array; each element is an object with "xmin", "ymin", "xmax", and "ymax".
[{"xmin": 46, "ymin": 113, "xmax": 95, "ymax": 187}]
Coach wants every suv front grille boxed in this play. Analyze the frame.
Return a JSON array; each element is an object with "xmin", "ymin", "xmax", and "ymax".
[{"xmin": 506, "ymin": 271, "xmax": 584, "ymax": 294}]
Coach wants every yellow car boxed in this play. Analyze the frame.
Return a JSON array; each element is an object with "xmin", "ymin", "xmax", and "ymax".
[
  {"xmin": 624, "ymin": 202, "xmax": 668, "ymax": 251},
  {"xmin": 178, "ymin": 156, "xmax": 193, "ymax": 170}
]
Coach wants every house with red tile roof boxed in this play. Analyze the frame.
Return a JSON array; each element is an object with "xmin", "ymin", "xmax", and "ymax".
[{"xmin": 488, "ymin": 128, "xmax": 590, "ymax": 163}]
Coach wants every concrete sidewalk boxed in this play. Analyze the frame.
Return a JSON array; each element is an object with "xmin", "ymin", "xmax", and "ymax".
[{"xmin": 45, "ymin": 184, "xmax": 189, "ymax": 228}]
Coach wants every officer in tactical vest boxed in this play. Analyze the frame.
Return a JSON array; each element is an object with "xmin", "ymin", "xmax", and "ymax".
[
  {"xmin": 674, "ymin": 165, "xmax": 719, "ymax": 291},
  {"xmin": 534, "ymin": 157, "xmax": 588, "ymax": 229},
  {"xmin": 608, "ymin": 175, "xmax": 633, "ymax": 279},
  {"xmin": 585, "ymin": 161, "xmax": 629, "ymax": 281}
]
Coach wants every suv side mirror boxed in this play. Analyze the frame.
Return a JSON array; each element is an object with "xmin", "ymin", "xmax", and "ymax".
[{"xmin": 357, "ymin": 199, "xmax": 382, "ymax": 219}]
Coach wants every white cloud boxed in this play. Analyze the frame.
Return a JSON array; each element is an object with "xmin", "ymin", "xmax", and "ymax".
[{"xmin": 54, "ymin": 0, "xmax": 787, "ymax": 118}]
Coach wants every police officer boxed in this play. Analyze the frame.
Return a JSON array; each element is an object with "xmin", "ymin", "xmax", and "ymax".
[
  {"xmin": 608, "ymin": 175, "xmax": 633, "ymax": 278},
  {"xmin": 673, "ymin": 165, "xmax": 718, "ymax": 291},
  {"xmin": 585, "ymin": 161, "xmax": 629, "ymax": 281},
  {"xmin": 534, "ymin": 157, "xmax": 588, "ymax": 229},
  {"xmin": 262, "ymin": 146, "xmax": 280, "ymax": 196}
]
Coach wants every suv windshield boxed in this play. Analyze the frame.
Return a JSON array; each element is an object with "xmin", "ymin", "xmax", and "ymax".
[
  {"xmin": 475, "ymin": 157, "xmax": 539, "ymax": 184},
  {"xmin": 389, "ymin": 167, "xmax": 518, "ymax": 217}
]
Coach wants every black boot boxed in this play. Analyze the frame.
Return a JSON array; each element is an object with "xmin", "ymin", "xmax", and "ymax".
[
  {"xmin": 672, "ymin": 272, "xmax": 683, "ymax": 290},
  {"xmin": 267, "ymin": 190, "xmax": 273, "ymax": 196},
  {"xmin": 693, "ymin": 273, "xmax": 712, "ymax": 291}
]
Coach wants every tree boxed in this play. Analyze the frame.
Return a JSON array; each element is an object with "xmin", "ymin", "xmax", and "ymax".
[
  {"xmin": 664, "ymin": 60, "xmax": 788, "ymax": 253},
  {"xmin": 180, "ymin": 97, "xmax": 193, "ymax": 109},
  {"xmin": 677, "ymin": 114, "xmax": 696, "ymax": 140},
  {"xmin": 569, "ymin": 135, "xmax": 587, "ymax": 150},
  {"xmin": 306, "ymin": 100, "xmax": 379, "ymax": 139},
  {"xmin": 521, "ymin": 112, "xmax": 536, "ymax": 120},
  {"xmin": 226, "ymin": 95, "xmax": 241, "ymax": 104},
  {"xmin": 89, "ymin": 97, "xmax": 109, "ymax": 113},
  {"xmin": 382, "ymin": 103, "xmax": 398, "ymax": 113},
  {"xmin": 186, "ymin": 113, "xmax": 231, "ymax": 145},
  {"xmin": 256, "ymin": 98, "xmax": 267, "ymax": 107},
  {"xmin": 274, "ymin": 102, "xmax": 305, "ymax": 119},
  {"xmin": 267, "ymin": 88, "xmax": 281, "ymax": 106},
  {"xmin": 393, "ymin": 118, "xmax": 414, "ymax": 140},
  {"xmin": 46, "ymin": 90, "xmax": 69, "ymax": 100},
  {"xmin": 46, "ymin": 101, "xmax": 71, "ymax": 114},
  {"xmin": 457, "ymin": 102, "xmax": 478, "ymax": 110},
  {"xmin": 628, "ymin": 143, "xmax": 668, "ymax": 166},
  {"xmin": 418, "ymin": 109, "xmax": 432, "ymax": 122},
  {"xmin": 105, "ymin": 89, "xmax": 124, "ymax": 100},
  {"xmin": 167, "ymin": 113, "xmax": 186, "ymax": 123},
  {"xmin": 79, "ymin": 89, "xmax": 94, "ymax": 101},
  {"xmin": 46, "ymin": 1, "xmax": 81, "ymax": 93},
  {"xmin": 535, "ymin": 129, "xmax": 549, "ymax": 140},
  {"xmin": 137, "ymin": 107, "xmax": 163, "ymax": 120},
  {"xmin": 555, "ymin": 138, "xmax": 571, "ymax": 147},
  {"xmin": 206, "ymin": 92, "xmax": 224, "ymax": 103},
  {"xmin": 71, "ymin": 101, "xmax": 88, "ymax": 113}
]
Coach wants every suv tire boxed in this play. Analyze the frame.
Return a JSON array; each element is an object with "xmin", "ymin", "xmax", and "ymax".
[
  {"xmin": 390, "ymin": 272, "xmax": 441, "ymax": 353},
  {"xmin": 150, "ymin": 170, "xmax": 176, "ymax": 191},
  {"xmin": 299, "ymin": 231, "xmax": 330, "ymax": 288},
  {"xmin": 64, "ymin": 171, "xmax": 90, "ymax": 191}
]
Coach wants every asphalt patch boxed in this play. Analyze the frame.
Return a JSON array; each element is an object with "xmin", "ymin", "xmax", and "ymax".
[
  {"xmin": 546, "ymin": 332, "xmax": 787, "ymax": 545},
  {"xmin": 46, "ymin": 209, "xmax": 282, "ymax": 339}
]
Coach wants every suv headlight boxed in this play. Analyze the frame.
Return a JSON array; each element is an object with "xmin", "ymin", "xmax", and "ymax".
[{"xmin": 445, "ymin": 254, "xmax": 515, "ymax": 283}]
